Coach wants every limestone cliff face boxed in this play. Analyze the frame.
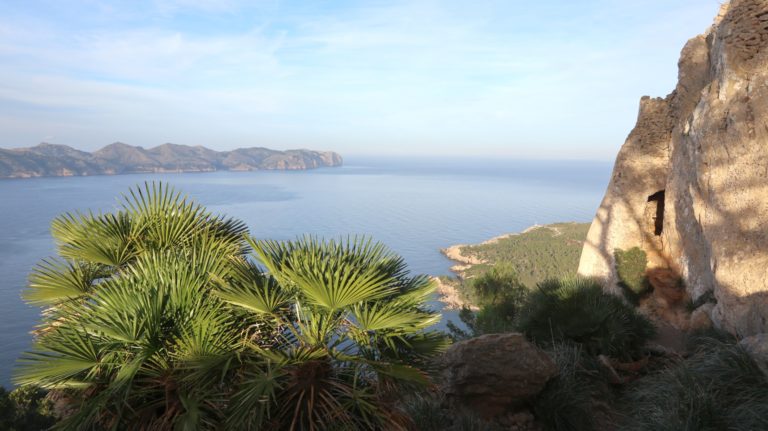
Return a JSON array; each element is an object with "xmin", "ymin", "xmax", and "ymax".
[{"xmin": 578, "ymin": 0, "xmax": 768, "ymax": 336}]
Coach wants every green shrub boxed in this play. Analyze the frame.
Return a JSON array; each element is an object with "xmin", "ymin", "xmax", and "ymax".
[
  {"xmin": 532, "ymin": 343, "xmax": 612, "ymax": 431},
  {"xmin": 448, "ymin": 264, "xmax": 528, "ymax": 340},
  {"xmin": 470, "ymin": 263, "xmax": 527, "ymax": 306},
  {"xmin": 404, "ymin": 393, "xmax": 503, "ymax": 431},
  {"xmin": 517, "ymin": 278, "xmax": 656, "ymax": 358},
  {"xmin": 614, "ymin": 247, "xmax": 648, "ymax": 297},
  {"xmin": 448, "ymin": 298, "xmax": 522, "ymax": 340},
  {"xmin": 684, "ymin": 327, "xmax": 737, "ymax": 352},
  {"xmin": 0, "ymin": 385, "xmax": 56, "ymax": 430},
  {"xmin": 474, "ymin": 299, "xmax": 521, "ymax": 333},
  {"xmin": 621, "ymin": 339, "xmax": 768, "ymax": 431}
]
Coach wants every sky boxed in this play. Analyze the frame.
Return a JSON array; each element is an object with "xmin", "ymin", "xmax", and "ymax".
[{"xmin": 0, "ymin": 0, "xmax": 723, "ymax": 159}]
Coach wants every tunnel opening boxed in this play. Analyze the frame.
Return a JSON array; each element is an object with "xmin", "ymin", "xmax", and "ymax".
[{"xmin": 647, "ymin": 190, "xmax": 665, "ymax": 236}]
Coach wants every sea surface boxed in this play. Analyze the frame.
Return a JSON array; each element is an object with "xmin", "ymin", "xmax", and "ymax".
[{"xmin": 0, "ymin": 157, "xmax": 611, "ymax": 386}]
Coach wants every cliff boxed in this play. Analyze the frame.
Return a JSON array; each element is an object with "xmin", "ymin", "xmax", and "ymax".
[
  {"xmin": 0, "ymin": 143, "xmax": 343, "ymax": 178},
  {"xmin": 579, "ymin": 0, "xmax": 768, "ymax": 336}
]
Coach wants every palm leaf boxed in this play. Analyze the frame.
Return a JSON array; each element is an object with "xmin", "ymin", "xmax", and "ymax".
[
  {"xmin": 251, "ymin": 236, "xmax": 397, "ymax": 311},
  {"xmin": 216, "ymin": 274, "xmax": 290, "ymax": 316},
  {"xmin": 353, "ymin": 302, "xmax": 435, "ymax": 333},
  {"xmin": 225, "ymin": 362, "xmax": 284, "ymax": 429},
  {"xmin": 15, "ymin": 328, "xmax": 102, "ymax": 388},
  {"xmin": 25, "ymin": 259, "xmax": 100, "ymax": 305}
]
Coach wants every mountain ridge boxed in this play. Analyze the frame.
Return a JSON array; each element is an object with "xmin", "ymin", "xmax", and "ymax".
[{"xmin": 0, "ymin": 142, "xmax": 343, "ymax": 178}]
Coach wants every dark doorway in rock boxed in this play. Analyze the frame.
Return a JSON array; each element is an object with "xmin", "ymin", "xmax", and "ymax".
[{"xmin": 647, "ymin": 190, "xmax": 665, "ymax": 236}]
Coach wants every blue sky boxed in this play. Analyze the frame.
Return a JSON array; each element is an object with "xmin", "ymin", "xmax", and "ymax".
[{"xmin": 0, "ymin": 0, "xmax": 721, "ymax": 158}]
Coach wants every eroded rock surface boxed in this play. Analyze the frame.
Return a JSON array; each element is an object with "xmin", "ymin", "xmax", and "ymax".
[{"xmin": 579, "ymin": 0, "xmax": 768, "ymax": 336}]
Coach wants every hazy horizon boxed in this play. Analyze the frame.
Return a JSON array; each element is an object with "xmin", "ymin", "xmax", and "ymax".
[
  {"xmin": 1, "ymin": 141, "xmax": 622, "ymax": 162},
  {"xmin": 0, "ymin": 0, "xmax": 722, "ymax": 158}
]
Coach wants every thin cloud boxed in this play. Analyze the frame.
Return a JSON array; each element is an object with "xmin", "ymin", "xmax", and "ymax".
[{"xmin": 0, "ymin": 0, "xmax": 723, "ymax": 157}]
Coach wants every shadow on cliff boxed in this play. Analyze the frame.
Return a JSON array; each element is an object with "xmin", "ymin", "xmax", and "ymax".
[{"xmin": 582, "ymin": 146, "xmax": 768, "ymax": 334}]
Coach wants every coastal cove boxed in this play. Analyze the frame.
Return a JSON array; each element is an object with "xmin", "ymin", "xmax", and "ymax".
[{"xmin": 0, "ymin": 157, "xmax": 610, "ymax": 386}]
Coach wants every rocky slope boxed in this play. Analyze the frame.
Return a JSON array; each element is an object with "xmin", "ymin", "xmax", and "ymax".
[
  {"xmin": 578, "ymin": 0, "xmax": 768, "ymax": 336},
  {"xmin": 0, "ymin": 142, "xmax": 343, "ymax": 178}
]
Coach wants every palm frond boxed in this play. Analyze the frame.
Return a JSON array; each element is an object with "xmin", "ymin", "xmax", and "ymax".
[
  {"xmin": 121, "ymin": 182, "xmax": 248, "ymax": 252},
  {"xmin": 25, "ymin": 259, "xmax": 100, "ymax": 305},
  {"xmin": 53, "ymin": 211, "xmax": 137, "ymax": 266},
  {"xmin": 225, "ymin": 362, "xmax": 284, "ymax": 430},
  {"xmin": 250, "ymin": 236, "xmax": 397, "ymax": 311},
  {"xmin": 216, "ymin": 274, "xmax": 290, "ymax": 316},
  {"xmin": 15, "ymin": 327, "xmax": 102, "ymax": 388},
  {"xmin": 353, "ymin": 302, "xmax": 437, "ymax": 333}
]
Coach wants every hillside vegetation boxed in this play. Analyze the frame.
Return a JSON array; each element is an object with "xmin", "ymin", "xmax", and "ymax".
[
  {"xmin": 439, "ymin": 222, "xmax": 589, "ymax": 306},
  {"xmin": 460, "ymin": 223, "xmax": 589, "ymax": 285},
  {"xmin": 0, "ymin": 142, "xmax": 343, "ymax": 178}
]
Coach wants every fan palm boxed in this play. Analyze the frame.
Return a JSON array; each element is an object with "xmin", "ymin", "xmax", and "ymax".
[
  {"xmin": 16, "ymin": 183, "xmax": 448, "ymax": 430},
  {"xmin": 517, "ymin": 277, "xmax": 655, "ymax": 358},
  {"xmin": 216, "ymin": 236, "xmax": 449, "ymax": 430},
  {"xmin": 16, "ymin": 182, "xmax": 250, "ymax": 429}
]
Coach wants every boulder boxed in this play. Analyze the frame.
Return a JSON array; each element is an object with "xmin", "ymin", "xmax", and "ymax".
[{"xmin": 439, "ymin": 333, "xmax": 556, "ymax": 418}]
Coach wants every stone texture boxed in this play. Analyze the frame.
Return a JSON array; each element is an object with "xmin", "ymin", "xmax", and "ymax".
[
  {"xmin": 689, "ymin": 303, "xmax": 715, "ymax": 331},
  {"xmin": 578, "ymin": 0, "xmax": 768, "ymax": 336},
  {"xmin": 438, "ymin": 333, "xmax": 556, "ymax": 419}
]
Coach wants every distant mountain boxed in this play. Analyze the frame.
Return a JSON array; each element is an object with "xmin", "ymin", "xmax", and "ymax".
[{"xmin": 0, "ymin": 143, "xmax": 343, "ymax": 178}]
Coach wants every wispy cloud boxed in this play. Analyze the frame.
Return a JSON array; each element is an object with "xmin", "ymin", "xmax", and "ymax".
[{"xmin": 0, "ymin": 0, "xmax": 722, "ymax": 157}]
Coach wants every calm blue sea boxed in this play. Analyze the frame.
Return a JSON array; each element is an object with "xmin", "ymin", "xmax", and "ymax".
[{"xmin": 0, "ymin": 157, "xmax": 611, "ymax": 386}]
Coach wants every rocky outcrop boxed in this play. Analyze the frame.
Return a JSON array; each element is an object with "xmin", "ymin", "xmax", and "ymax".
[
  {"xmin": 0, "ymin": 142, "xmax": 343, "ymax": 178},
  {"xmin": 578, "ymin": 0, "xmax": 768, "ymax": 336},
  {"xmin": 438, "ymin": 333, "xmax": 556, "ymax": 419}
]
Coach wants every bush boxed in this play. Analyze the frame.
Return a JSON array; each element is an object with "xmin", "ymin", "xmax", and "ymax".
[
  {"xmin": 470, "ymin": 263, "xmax": 527, "ymax": 306},
  {"xmin": 404, "ymin": 393, "xmax": 503, "ymax": 431},
  {"xmin": 0, "ymin": 385, "xmax": 56, "ymax": 430},
  {"xmin": 517, "ymin": 278, "xmax": 656, "ymax": 358},
  {"xmin": 621, "ymin": 339, "xmax": 768, "ymax": 431},
  {"xmin": 448, "ymin": 264, "xmax": 528, "ymax": 340},
  {"xmin": 473, "ymin": 299, "xmax": 521, "ymax": 334},
  {"xmin": 448, "ymin": 299, "xmax": 522, "ymax": 340},
  {"xmin": 532, "ymin": 343, "xmax": 613, "ymax": 431},
  {"xmin": 684, "ymin": 326, "xmax": 737, "ymax": 352},
  {"xmin": 614, "ymin": 247, "xmax": 648, "ymax": 297}
]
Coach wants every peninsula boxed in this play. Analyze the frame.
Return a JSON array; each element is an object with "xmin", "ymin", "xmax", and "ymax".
[
  {"xmin": 0, "ymin": 142, "xmax": 343, "ymax": 179},
  {"xmin": 435, "ymin": 222, "xmax": 590, "ymax": 309}
]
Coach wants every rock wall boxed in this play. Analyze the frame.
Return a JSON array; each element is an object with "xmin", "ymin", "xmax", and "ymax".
[{"xmin": 578, "ymin": 0, "xmax": 768, "ymax": 336}]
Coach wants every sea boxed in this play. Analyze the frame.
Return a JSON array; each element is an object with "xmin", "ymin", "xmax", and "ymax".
[{"xmin": 0, "ymin": 156, "xmax": 611, "ymax": 387}]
